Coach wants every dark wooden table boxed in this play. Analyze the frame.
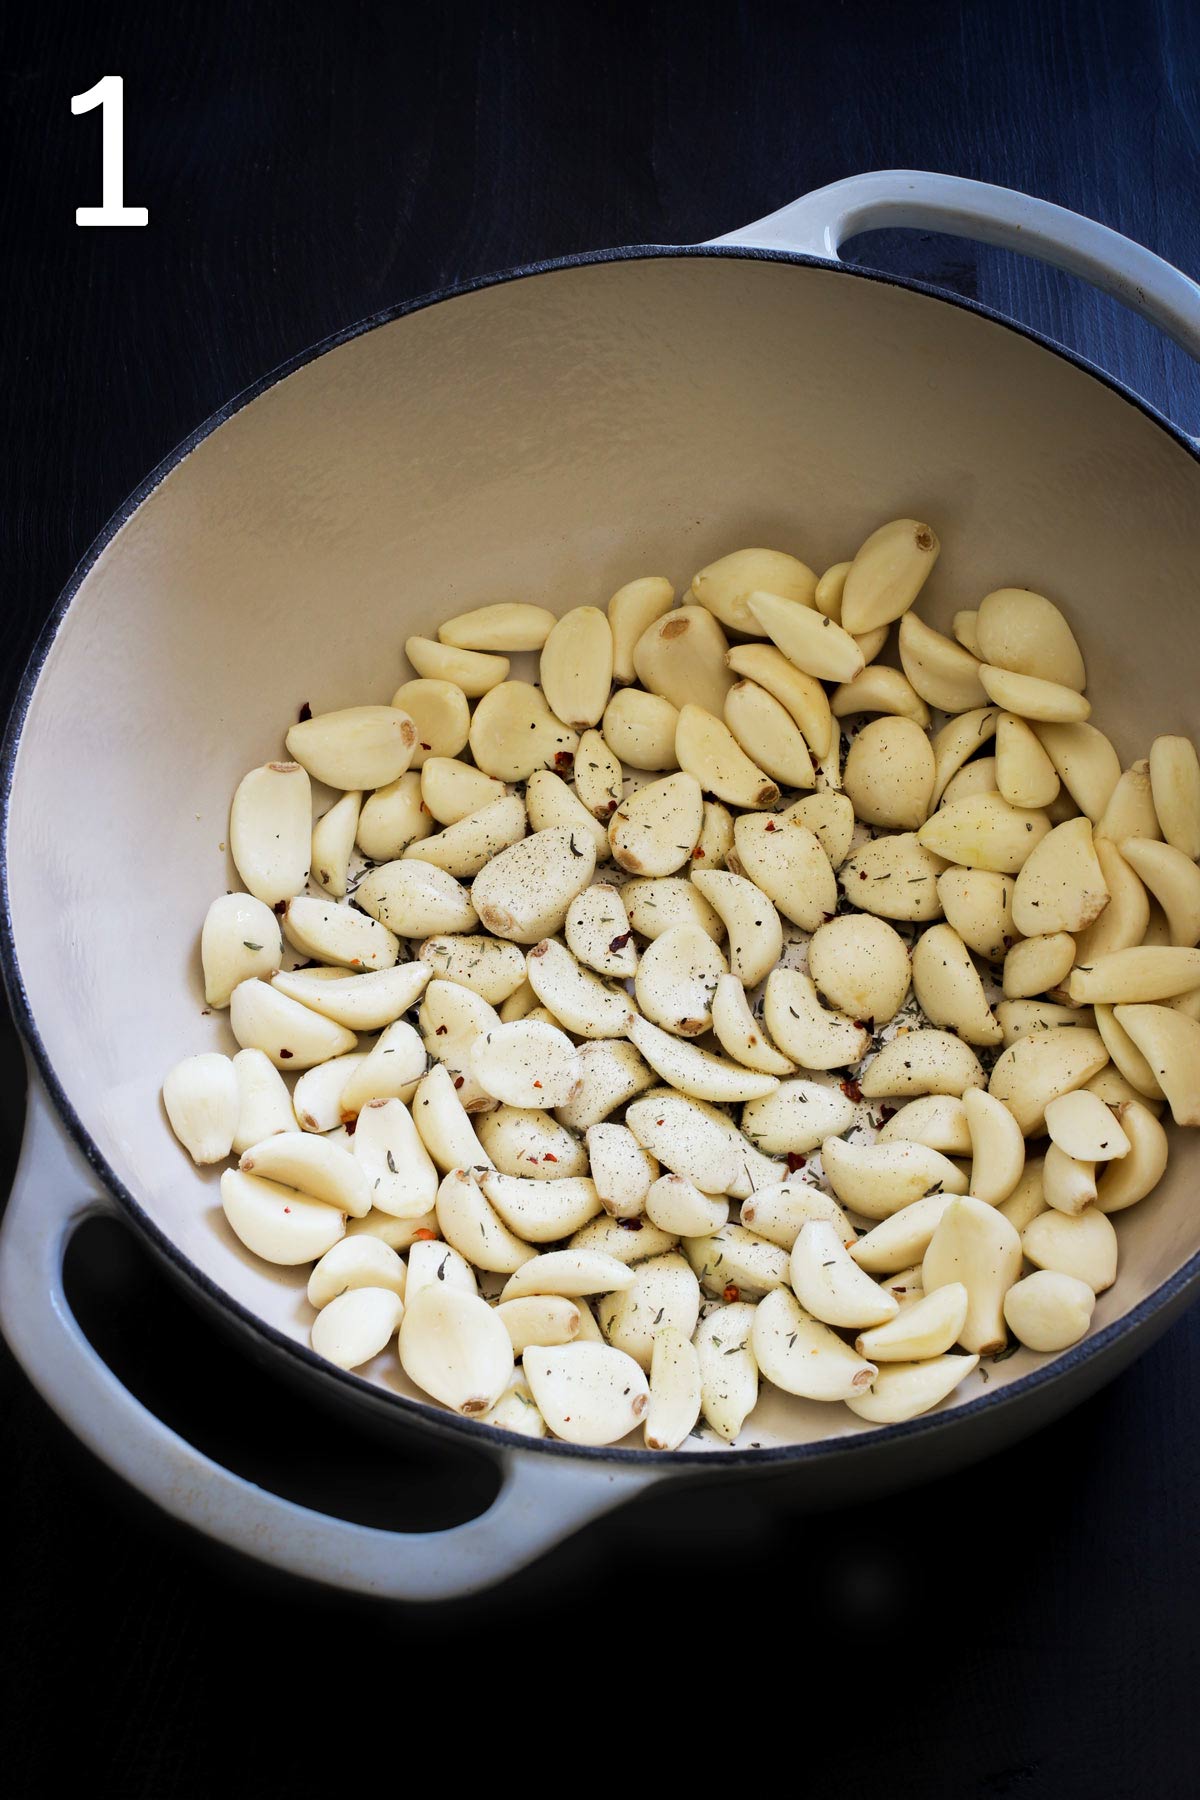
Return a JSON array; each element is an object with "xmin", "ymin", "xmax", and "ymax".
[{"xmin": 4, "ymin": 4, "xmax": 1200, "ymax": 1794}]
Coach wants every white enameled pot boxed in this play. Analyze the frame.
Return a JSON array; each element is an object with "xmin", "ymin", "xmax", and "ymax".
[{"xmin": 3, "ymin": 171, "xmax": 1200, "ymax": 1601}]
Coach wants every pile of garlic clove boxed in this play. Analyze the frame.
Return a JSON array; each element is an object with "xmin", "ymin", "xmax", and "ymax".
[{"xmin": 162, "ymin": 522, "xmax": 1200, "ymax": 1449}]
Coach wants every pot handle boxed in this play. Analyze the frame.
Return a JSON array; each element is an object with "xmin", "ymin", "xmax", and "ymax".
[
  {"xmin": 710, "ymin": 169, "xmax": 1200, "ymax": 364},
  {"xmin": 0, "ymin": 1074, "xmax": 654, "ymax": 1601}
]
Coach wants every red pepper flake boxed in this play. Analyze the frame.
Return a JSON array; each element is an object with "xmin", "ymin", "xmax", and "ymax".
[
  {"xmin": 419, "ymin": 742, "xmax": 432, "ymax": 751},
  {"xmin": 786, "ymin": 1152, "xmax": 807, "ymax": 1173},
  {"xmin": 692, "ymin": 845, "xmax": 705, "ymax": 858},
  {"xmin": 436, "ymin": 1024, "xmax": 448, "ymax": 1035},
  {"xmin": 279, "ymin": 1048, "xmax": 293, "ymax": 1060},
  {"xmin": 532, "ymin": 1079, "xmax": 543, "ymax": 1090},
  {"xmin": 342, "ymin": 1114, "xmax": 357, "ymax": 1134},
  {"xmin": 543, "ymin": 1152, "xmax": 558, "ymax": 1163},
  {"xmin": 297, "ymin": 701, "xmax": 312, "ymax": 722},
  {"xmin": 722, "ymin": 1283, "xmax": 740, "ymax": 1302},
  {"xmin": 764, "ymin": 820, "xmax": 779, "ymax": 832},
  {"xmin": 656, "ymin": 1118, "xmax": 665, "ymax": 1127},
  {"xmin": 453, "ymin": 1075, "xmax": 465, "ymax": 1089},
  {"xmin": 858, "ymin": 871, "xmax": 869, "ymax": 881},
  {"xmin": 608, "ymin": 931, "xmax": 632, "ymax": 953},
  {"xmin": 553, "ymin": 749, "xmax": 575, "ymax": 775},
  {"xmin": 840, "ymin": 1076, "xmax": 863, "ymax": 1102},
  {"xmin": 283, "ymin": 1206, "xmax": 292, "ymax": 1213},
  {"xmin": 413, "ymin": 1227, "xmax": 437, "ymax": 1241}
]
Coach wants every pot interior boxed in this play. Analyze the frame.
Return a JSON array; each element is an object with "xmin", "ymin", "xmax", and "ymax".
[{"xmin": 8, "ymin": 250, "xmax": 1200, "ymax": 1450}]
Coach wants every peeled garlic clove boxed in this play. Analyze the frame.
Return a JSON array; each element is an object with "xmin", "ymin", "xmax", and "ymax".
[
  {"xmin": 229, "ymin": 762, "xmax": 312, "ymax": 906},
  {"xmin": 500, "ymin": 1249, "xmax": 635, "ymax": 1302},
  {"xmin": 710, "ymin": 973, "xmax": 794, "ymax": 1075},
  {"xmin": 1149, "ymin": 734, "xmax": 1200, "ymax": 859},
  {"xmin": 201, "ymin": 892, "xmax": 284, "ymax": 1008},
  {"xmin": 1093, "ymin": 1003, "xmax": 1163, "ymax": 1099},
  {"xmin": 978, "ymin": 663, "xmax": 1090, "ymax": 723},
  {"xmin": 936, "ymin": 867, "xmax": 1016, "ymax": 962},
  {"xmin": 569, "ymin": 1213, "xmax": 679, "ymax": 1265},
  {"xmin": 898, "ymin": 612, "xmax": 988, "ymax": 712},
  {"xmin": 821, "ymin": 1136, "xmax": 968, "ymax": 1220},
  {"xmin": 573, "ymin": 732, "xmax": 623, "ymax": 827},
  {"xmin": 831, "ymin": 664, "xmax": 930, "ymax": 727},
  {"xmin": 1001, "ymin": 1270, "xmax": 1093, "ymax": 1352},
  {"xmin": 683, "ymin": 1223, "xmax": 791, "ymax": 1299},
  {"xmin": 844, "ymin": 716, "xmax": 936, "ymax": 831},
  {"xmin": 288, "ymin": 1052, "xmax": 362, "ymax": 1134},
  {"xmin": 412, "ymin": 1063, "xmax": 496, "ymax": 1173},
  {"xmin": 782, "ymin": 791, "xmax": 855, "ymax": 869},
  {"xmin": 807, "ymin": 914, "xmax": 911, "ymax": 1025},
  {"xmin": 398, "ymin": 1285, "xmax": 514, "ymax": 1415},
  {"xmin": 477, "ymin": 1369, "xmax": 549, "ymax": 1437},
  {"xmin": 472, "ymin": 825, "xmax": 596, "ymax": 943},
  {"xmin": 634, "ymin": 923, "xmax": 726, "ymax": 1037},
  {"xmin": 1044, "ymin": 1089, "xmax": 1130, "ymax": 1162},
  {"xmin": 1073, "ymin": 839, "xmax": 1148, "ymax": 961},
  {"xmin": 601, "ymin": 687, "xmax": 680, "ymax": 771},
  {"xmin": 480, "ymin": 1171, "xmax": 600, "ymax": 1242},
  {"xmin": 598, "ymin": 1252, "xmax": 701, "ymax": 1369},
  {"xmin": 471, "ymin": 1019, "xmax": 582, "ymax": 1109},
  {"xmin": 846, "ymin": 1353, "xmax": 979, "ymax": 1423},
  {"xmin": 740, "ymin": 1181, "xmax": 851, "ymax": 1249},
  {"xmin": 525, "ymin": 768, "xmax": 609, "ymax": 862},
  {"xmin": 752, "ymin": 1287, "xmax": 876, "ymax": 1399},
  {"xmin": 848, "ymin": 1193, "xmax": 959, "ymax": 1274},
  {"xmin": 841, "ymin": 518, "xmax": 939, "ymax": 634},
  {"xmin": 877, "ymin": 1095, "xmax": 972, "ymax": 1154},
  {"xmin": 815, "ymin": 560, "xmax": 850, "ymax": 617},
  {"xmin": 691, "ymin": 547, "xmax": 816, "ymax": 633},
  {"xmin": 1032, "ymin": 722, "xmax": 1121, "ymax": 823},
  {"xmin": 1095, "ymin": 1101, "xmax": 1168, "ymax": 1213},
  {"xmin": 1068, "ymin": 946, "xmax": 1200, "ymax": 1004},
  {"xmin": 523, "ymin": 1343, "xmax": 648, "ymax": 1445},
  {"xmin": 163, "ymin": 1053, "xmax": 238, "ymax": 1164},
  {"xmin": 861, "ymin": 1030, "xmax": 985, "ymax": 1100},
  {"xmin": 220, "ymin": 1167, "xmax": 345, "ymax": 1264},
  {"xmin": 311, "ymin": 1288, "xmax": 404, "ymax": 1371},
  {"xmin": 419, "ymin": 757, "xmax": 507, "ymax": 826},
  {"xmin": 585, "ymin": 1123, "xmax": 658, "ymax": 1218},
  {"xmin": 731, "ymin": 815, "xmax": 836, "ymax": 930},
  {"xmin": 419, "ymin": 978, "xmax": 503, "ymax": 1112},
  {"xmin": 622, "ymin": 875, "xmax": 724, "ymax": 942},
  {"xmin": 996, "ymin": 1000, "xmax": 1087, "ymax": 1045},
  {"xmin": 435, "ymin": 1165, "xmax": 537, "ymax": 1272},
  {"xmin": 995, "ymin": 712, "xmax": 1061, "ymax": 809},
  {"xmin": 911, "ymin": 924, "xmax": 1002, "ymax": 1046},
  {"xmin": 286, "ymin": 706, "xmax": 416, "ymax": 790},
  {"xmin": 240, "ymin": 1131, "xmax": 370, "ymax": 1217},
  {"xmin": 282, "ymin": 895, "xmax": 399, "ymax": 972},
  {"xmin": 645, "ymin": 1173, "xmax": 729, "ymax": 1238},
  {"xmin": 632, "ymin": 604, "xmax": 734, "ymax": 716},
  {"xmin": 723, "ymin": 682, "xmax": 815, "ymax": 789},
  {"xmin": 357, "ymin": 771, "xmax": 433, "ymax": 860},
  {"xmin": 340, "ymin": 1018, "xmax": 427, "ymax": 1115},
  {"xmin": 918, "ymin": 792, "xmax": 1051, "ymax": 874},
  {"xmin": 417, "ymin": 937, "xmax": 524, "ymax": 1007},
  {"xmin": 391, "ymin": 678, "xmax": 470, "ymax": 767},
  {"xmin": 690, "ymin": 871, "xmax": 784, "ymax": 986},
  {"xmin": 351, "ymin": 1097, "xmax": 439, "ymax": 1218},
  {"xmin": 526, "ymin": 937, "xmax": 633, "ymax": 1039},
  {"xmin": 746, "ymin": 589, "xmax": 864, "ymax": 683},
  {"xmin": 229, "ymin": 979, "xmax": 357, "ymax": 1071},
  {"xmin": 468, "ymin": 681, "xmax": 579, "ymax": 783},
  {"xmin": 996, "ymin": 1157, "xmax": 1048, "ymax": 1231},
  {"xmin": 673, "ymin": 704, "xmax": 780, "ymax": 810},
  {"xmin": 537, "ymin": 606, "xmax": 614, "ymax": 729},
  {"xmin": 356, "ymin": 858, "xmax": 478, "ymax": 937},
  {"xmin": 438, "ymin": 602, "xmax": 556, "ymax": 652},
  {"xmin": 406, "ymin": 1237, "xmax": 478, "ymax": 1303},
  {"xmin": 694, "ymin": 1302, "xmax": 759, "ymax": 1441},
  {"xmin": 762, "ymin": 967, "xmax": 869, "ymax": 1069},
  {"xmin": 931, "ymin": 708, "xmax": 1001, "ymax": 807},
  {"xmin": 405, "ymin": 635, "xmax": 509, "ymax": 696},
  {"xmin": 725, "ymin": 642, "xmax": 833, "ymax": 761},
  {"xmin": 1096, "ymin": 759, "xmax": 1161, "ymax": 845},
  {"xmin": 308, "ymin": 791, "xmax": 362, "ymax": 898},
  {"xmin": 308, "ymin": 1235, "xmax": 407, "ymax": 1309},
  {"xmin": 975, "ymin": 587, "xmax": 1085, "ymax": 689},
  {"xmin": 1041, "ymin": 1142, "xmax": 1098, "ymax": 1216},
  {"xmin": 962, "ymin": 1085, "xmax": 1025, "ymax": 1206},
  {"xmin": 627, "ymin": 1013, "xmax": 778, "ymax": 1103},
  {"xmin": 839, "ymin": 832, "xmax": 946, "ymax": 922},
  {"xmin": 1119, "ymin": 837, "xmax": 1200, "ymax": 946},
  {"xmin": 988, "ymin": 1026, "xmax": 1108, "ymax": 1134},
  {"xmin": 790, "ymin": 1220, "xmax": 898, "ymax": 1329},
  {"xmin": 1010, "ymin": 815, "xmax": 1109, "ymax": 938},
  {"xmin": 1022, "ymin": 1205, "xmax": 1118, "ymax": 1291},
  {"xmin": 1113, "ymin": 1002, "xmax": 1200, "ymax": 1124},
  {"xmin": 855, "ymin": 1282, "xmax": 968, "ymax": 1361},
  {"xmin": 625, "ymin": 1090, "xmax": 744, "ymax": 1192},
  {"xmin": 495, "ymin": 1295, "xmax": 582, "ymax": 1355},
  {"xmin": 922, "ymin": 1195, "xmax": 1023, "ymax": 1354},
  {"xmin": 740, "ymin": 1080, "xmax": 856, "ymax": 1155},
  {"xmin": 563, "ymin": 887, "xmax": 635, "ymax": 980},
  {"xmin": 607, "ymin": 576, "xmax": 675, "ymax": 682},
  {"xmin": 644, "ymin": 1328, "xmax": 702, "ymax": 1450},
  {"xmin": 555, "ymin": 1037, "xmax": 656, "ymax": 1132},
  {"xmin": 694, "ymin": 801, "xmax": 734, "ymax": 872},
  {"xmin": 231, "ymin": 1048, "xmax": 297, "ymax": 1154},
  {"xmin": 1003, "ymin": 931, "xmax": 1077, "ymax": 1000},
  {"xmin": 475, "ymin": 1104, "xmax": 587, "ymax": 1180},
  {"xmin": 405, "ymin": 792, "xmax": 528, "ymax": 878},
  {"xmin": 953, "ymin": 609, "xmax": 982, "ymax": 654},
  {"xmin": 945, "ymin": 757, "xmax": 1005, "ymax": 809}
]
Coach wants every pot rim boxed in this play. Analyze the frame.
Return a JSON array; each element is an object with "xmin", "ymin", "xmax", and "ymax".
[{"xmin": 4, "ymin": 240, "xmax": 1198, "ymax": 1471}]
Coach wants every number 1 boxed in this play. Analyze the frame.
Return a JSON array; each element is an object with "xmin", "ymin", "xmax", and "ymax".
[{"xmin": 72, "ymin": 76, "xmax": 148, "ymax": 227}]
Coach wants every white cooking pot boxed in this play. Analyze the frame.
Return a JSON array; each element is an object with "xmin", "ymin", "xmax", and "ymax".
[{"xmin": 3, "ymin": 172, "xmax": 1200, "ymax": 1601}]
